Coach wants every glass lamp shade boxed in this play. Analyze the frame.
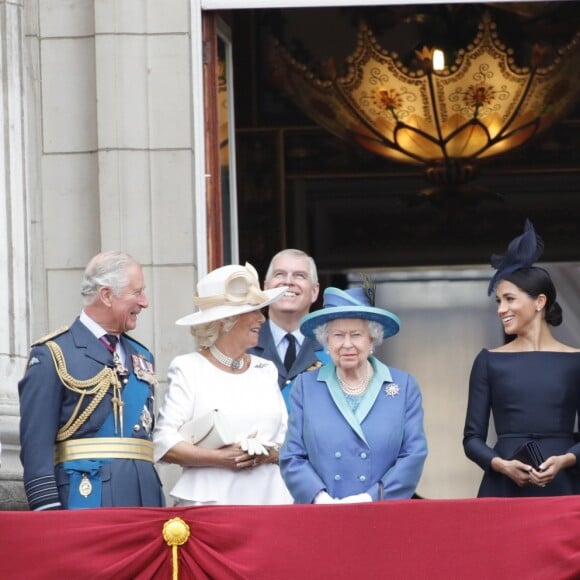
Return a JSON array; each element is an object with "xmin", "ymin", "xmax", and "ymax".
[{"xmin": 270, "ymin": 12, "xmax": 580, "ymax": 185}]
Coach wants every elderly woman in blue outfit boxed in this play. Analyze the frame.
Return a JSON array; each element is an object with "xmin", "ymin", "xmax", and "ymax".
[{"xmin": 280, "ymin": 285, "xmax": 427, "ymax": 504}]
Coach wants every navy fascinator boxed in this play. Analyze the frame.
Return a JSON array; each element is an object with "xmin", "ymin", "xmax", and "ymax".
[{"xmin": 487, "ymin": 219, "xmax": 544, "ymax": 295}]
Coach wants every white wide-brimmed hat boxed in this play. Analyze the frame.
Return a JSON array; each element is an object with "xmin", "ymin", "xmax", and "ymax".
[{"xmin": 176, "ymin": 263, "xmax": 287, "ymax": 327}]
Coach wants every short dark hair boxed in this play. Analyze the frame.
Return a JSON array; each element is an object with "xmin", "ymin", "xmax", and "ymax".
[{"xmin": 502, "ymin": 267, "xmax": 562, "ymax": 326}]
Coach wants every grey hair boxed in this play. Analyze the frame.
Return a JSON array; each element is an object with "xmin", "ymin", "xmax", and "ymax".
[
  {"xmin": 81, "ymin": 251, "xmax": 139, "ymax": 306},
  {"xmin": 190, "ymin": 316, "xmax": 238, "ymax": 349},
  {"xmin": 313, "ymin": 319, "xmax": 384, "ymax": 349},
  {"xmin": 265, "ymin": 249, "xmax": 318, "ymax": 284}
]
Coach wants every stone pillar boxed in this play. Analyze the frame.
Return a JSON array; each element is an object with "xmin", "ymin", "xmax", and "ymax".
[
  {"xmin": 0, "ymin": 0, "xmax": 203, "ymax": 509},
  {"xmin": 0, "ymin": 0, "xmax": 29, "ymax": 509}
]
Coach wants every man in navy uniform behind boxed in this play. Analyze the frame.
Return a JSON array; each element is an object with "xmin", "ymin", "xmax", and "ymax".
[
  {"xmin": 249, "ymin": 249, "xmax": 324, "ymax": 410},
  {"xmin": 18, "ymin": 251, "xmax": 164, "ymax": 510}
]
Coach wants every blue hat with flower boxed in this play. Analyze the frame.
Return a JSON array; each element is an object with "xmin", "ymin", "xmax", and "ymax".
[
  {"xmin": 300, "ymin": 285, "xmax": 400, "ymax": 340},
  {"xmin": 487, "ymin": 219, "xmax": 544, "ymax": 295}
]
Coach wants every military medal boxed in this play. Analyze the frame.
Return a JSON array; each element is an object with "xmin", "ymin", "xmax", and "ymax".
[
  {"xmin": 79, "ymin": 474, "xmax": 92, "ymax": 498},
  {"xmin": 132, "ymin": 354, "xmax": 157, "ymax": 385},
  {"xmin": 113, "ymin": 352, "xmax": 128, "ymax": 376},
  {"xmin": 140, "ymin": 406, "xmax": 153, "ymax": 433},
  {"xmin": 306, "ymin": 361, "xmax": 323, "ymax": 372}
]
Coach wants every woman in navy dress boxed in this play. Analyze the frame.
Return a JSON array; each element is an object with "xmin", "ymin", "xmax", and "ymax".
[{"xmin": 463, "ymin": 220, "xmax": 580, "ymax": 497}]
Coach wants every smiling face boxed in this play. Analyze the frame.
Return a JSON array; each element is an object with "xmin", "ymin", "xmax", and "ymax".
[
  {"xmin": 220, "ymin": 309, "xmax": 266, "ymax": 353},
  {"xmin": 495, "ymin": 279, "xmax": 544, "ymax": 336},
  {"xmin": 327, "ymin": 318, "xmax": 373, "ymax": 372},
  {"xmin": 106, "ymin": 263, "xmax": 149, "ymax": 334},
  {"xmin": 265, "ymin": 254, "xmax": 319, "ymax": 320}
]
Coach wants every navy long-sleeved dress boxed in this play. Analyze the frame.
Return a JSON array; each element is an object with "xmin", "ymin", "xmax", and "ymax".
[{"xmin": 463, "ymin": 349, "xmax": 580, "ymax": 497}]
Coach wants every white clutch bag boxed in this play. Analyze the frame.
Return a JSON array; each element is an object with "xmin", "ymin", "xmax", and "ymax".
[{"xmin": 179, "ymin": 409, "xmax": 236, "ymax": 449}]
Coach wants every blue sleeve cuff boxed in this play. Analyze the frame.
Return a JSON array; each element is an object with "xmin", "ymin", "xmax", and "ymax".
[{"xmin": 25, "ymin": 475, "xmax": 62, "ymax": 511}]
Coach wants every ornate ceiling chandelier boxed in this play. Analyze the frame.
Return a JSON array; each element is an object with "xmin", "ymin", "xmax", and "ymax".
[{"xmin": 270, "ymin": 5, "xmax": 580, "ymax": 195}]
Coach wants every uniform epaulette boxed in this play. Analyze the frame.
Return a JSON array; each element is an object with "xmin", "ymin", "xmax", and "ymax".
[{"xmin": 31, "ymin": 326, "xmax": 69, "ymax": 346}]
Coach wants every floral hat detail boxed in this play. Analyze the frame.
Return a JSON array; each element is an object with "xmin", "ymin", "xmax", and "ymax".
[
  {"xmin": 176, "ymin": 263, "xmax": 287, "ymax": 327},
  {"xmin": 300, "ymin": 285, "xmax": 400, "ymax": 340},
  {"xmin": 487, "ymin": 219, "xmax": 544, "ymax": 295}
]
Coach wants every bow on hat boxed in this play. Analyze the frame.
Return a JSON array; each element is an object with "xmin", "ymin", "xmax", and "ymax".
[
  {"xmin": 193, "ymin": 263, "xmax": 268, "ymax": 310},
  {"xmin": 487, "ymin": 219, "xmax": 544, "ymax": 295}
]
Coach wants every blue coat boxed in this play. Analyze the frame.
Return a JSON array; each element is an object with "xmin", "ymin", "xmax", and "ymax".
[
  {"xmin": 18, "ymin": 317, "xmax": 164, "ymax": 510},
  {"xmin": 280, "ymin": 357, "xmax": 427, "ymax": 503}
]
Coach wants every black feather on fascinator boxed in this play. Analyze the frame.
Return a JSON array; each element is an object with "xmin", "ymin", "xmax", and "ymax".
[
  {"xmin": 487, "ymin": 219, "xmax": 544, "ymax": 295},
  {"xmin": 360, "ymin": 273, "xmax": 376, "ymax": 307}
]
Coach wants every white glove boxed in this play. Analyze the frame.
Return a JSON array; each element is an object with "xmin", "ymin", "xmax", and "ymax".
[
  {"xmin": 238, "ymin": 432, "xmax": 273, "ymax": 456},
  {"xmin": 313, "ymin": 491, "xmax": 338, "ymax": 504},
  {"xmin": 338, "ymin": 493, "xmax": 372, "ymax": 503}
]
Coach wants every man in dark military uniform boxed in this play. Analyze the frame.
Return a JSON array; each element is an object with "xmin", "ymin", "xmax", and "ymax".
[
  {"xmin": 18, "ymin": 251, "xmax": 164, "ymax": 510},
  {"xmin": 248, "ymin": 249, "xmax": 326, "ymax": 410}
]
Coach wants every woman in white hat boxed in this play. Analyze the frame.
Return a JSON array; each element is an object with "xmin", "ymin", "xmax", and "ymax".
[
  {"xmin": 280, "ymin": 285, "xmax": 427, "ymax": 503},
  {"xmin": 153, "ymin": 263, "xmax": 293, "ymax": 505}
]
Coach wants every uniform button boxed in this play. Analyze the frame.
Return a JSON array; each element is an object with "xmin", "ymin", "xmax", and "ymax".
[
  {"xmin": 123, "ymin": 378, "xmax": 129, "ymax": 384},
  {"xmin": 334, "ymin": 474, "xmax": 341, "ymax": 481},
  {"xmin": 285, "ymin": 380, "xmax": 292, "ymax": 385},
  {"xmin": 133, "ymin": 425, "xmax": 141, "ymax": 432},
  {"xmin": 360, "ymin": 452, "xmax": 367, "ymax": 459},
  {"xmin": 359, "ymin": 475, "xmax": 366, "ymax": 482},
  {"xmin": 335, "ymin": 451, "xmax": 342, "ymax": 458}
]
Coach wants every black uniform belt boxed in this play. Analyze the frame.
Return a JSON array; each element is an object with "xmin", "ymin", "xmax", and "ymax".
[{"xmin": 54, "ymin": 437, "xmax": 154, "ymax": 464}]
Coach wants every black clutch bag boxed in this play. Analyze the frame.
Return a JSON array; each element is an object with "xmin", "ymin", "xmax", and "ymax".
[{"xmin": 509, "ymin": 440, "xmax": 545, "ymax": 471}]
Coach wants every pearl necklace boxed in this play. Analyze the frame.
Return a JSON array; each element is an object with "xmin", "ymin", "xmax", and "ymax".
[
  {"xmin": 210, "ymin": 344, "xmax": 245, "ymax": 370},
  {"xmin": 337, "ymin": 361, "xmax": 372, "ymax": 395}
]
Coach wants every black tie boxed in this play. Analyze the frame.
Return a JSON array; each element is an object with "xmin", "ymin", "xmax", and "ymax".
[
  {"xmin": 104, "ymin": 334, "xmax": 118, "ymax": 353},
  {"xmin": 284, "ymin": 334, "xmax": 297, "ymax": 371}
]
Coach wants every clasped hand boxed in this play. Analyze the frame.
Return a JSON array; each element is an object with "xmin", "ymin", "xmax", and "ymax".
[
  {"xmin": 238, "ymin": 431, "xmax": 276, "ymax": 456},
  {"xmin": 508, "ymin": 457, "xmax": 560, "ymax": 488},
  {"xmin": 227, "ymin": 432, "xmax": 276, "ymax": 471},
  {"xmin": 524, "ymin": 455, "xmax": 568, "ymax": 488}
]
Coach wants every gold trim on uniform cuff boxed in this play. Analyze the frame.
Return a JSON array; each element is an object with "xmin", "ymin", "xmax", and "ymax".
[{"xmin": 54, "ymin": 437, "xmax": 154, "ymax": 464}]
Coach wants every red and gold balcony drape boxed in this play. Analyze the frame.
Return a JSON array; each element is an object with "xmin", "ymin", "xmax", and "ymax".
[{"xmin": 2, "ymin": 497, "xmax": 580, "ymax": 579}]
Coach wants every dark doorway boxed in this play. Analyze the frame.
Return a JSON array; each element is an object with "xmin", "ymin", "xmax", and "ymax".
[{"xmin": 231, "ymin": 4, "xmax": 580, "ymax": 282}]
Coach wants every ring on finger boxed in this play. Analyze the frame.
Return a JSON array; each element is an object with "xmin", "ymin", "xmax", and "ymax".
[{"xmin": 252, "ymin": 458, "xmax": 257, "ymax": 468}]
